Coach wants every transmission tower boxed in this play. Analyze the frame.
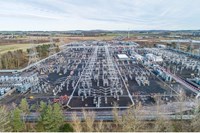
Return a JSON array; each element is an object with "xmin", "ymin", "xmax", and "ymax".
[
  {"xmin": 48, "ymin": 38, "xmax": 57, "ymax": 56},
  {"xmin": 190, "ymin": 39, "xmax": 194, "ymax": 54},
  {"xmin": 28, "ymin": 46, "xmax": 39, "ymax": 66},
  {"xmin": 176, "ymin": 43, "xmax": 180, "ymax": 51}
]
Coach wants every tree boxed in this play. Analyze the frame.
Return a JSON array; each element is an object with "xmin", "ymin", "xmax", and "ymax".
[
  {"xmin": 120, "ymin": 107, "xmax": 144, "ymax": 132},
  {"xmin": 0, "ymin": 106, "xmax": 12, "ymax": 132},
  {"xmin": 175, "ymin": 89, "xmax": 187, "ymax": 131},
  {"xmin": 71, "ymin": 112, "xmax": 82, "ymax": 132},
  {"xmin": 112, "ymin": 103, "xmax": 122, "ymax": 131},
  {"xmin": 19, "ymin": 98, "xmax": 29, "ymax": 114},
  {"xmin": 0, "ymin": 57, "xmax": 2, "ymax": 69},
  {"xmin": 11, "ymin": 107, "xmax": 25, "ymax": 132},
  {"xmin": 112, "ymin": 103, "xmax": 146, "ymax": 132},
  {"xmin": 0, "ymin": 49, "xmax": 28, "ymax": 69},
  {"xmin": 71, "ymin": 111, "xmax": 109, "ymax": 132},
  {"xmin": 37, "ymin": 104, "xmax": 53, "ymax": 131},
  {"xmin": 30, "ymin": 104, "xmax": 37, "ymax": 112},
  {"xmin": 19, "ymin": 98, "xmax": 31, "ymax": 131},
  {"xmin": 153, "ymin": 94, "xmax": 173, "ymax": 132},
  {"xmin": 52, "ymin": 103, "xmax": 65, "ymax": 131},
  {"xmin": 82, "ymin": 110, "xmax": 95, "ymax": 132},
  {"xmin": 35, "ymin": 101, "xmax": 48, "ymax": 132},
  {"xmin": 191, "ymin": 99, "xmax": 200, "ymax": 132},
  {"xmin": 94, "ymin": 120, "xmax": 104, "ymax": 132},
  {"xmin": 38, "ymin": 101, "xmax": 47, "ymax": 112},
  {"xmin": 154, "ymin": 115, "xmax": 172, "ymax": 132},
  {"xmin": 36, "ymin": 102, "xmax": 65, "ymax": 132},
  {"xmin": 59, "ymin": 123, "xmax": 74, "ymax": 132}
]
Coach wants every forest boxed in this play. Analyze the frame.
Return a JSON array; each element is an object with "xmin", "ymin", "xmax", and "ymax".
[{"xmin": 0, "ymin": 44, "xmax": 59, "ymax": 69}]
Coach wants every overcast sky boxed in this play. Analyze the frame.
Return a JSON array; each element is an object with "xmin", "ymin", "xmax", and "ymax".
[{"xmin": 0, "ymin": 0, "xmax": 200, "ymax": 31}]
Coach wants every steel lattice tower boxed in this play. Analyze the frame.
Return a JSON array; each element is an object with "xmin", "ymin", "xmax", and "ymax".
[
  {"xmin": 48, "ymin": 38, "xmax": 57, "ymax": 56},
  {"xmin": 190, "ymin": 39, "xmax": 194, "ymax": 54},
  {"xmin": 28, "ymin": 46, "xmax": 39, "ymax": 66}
]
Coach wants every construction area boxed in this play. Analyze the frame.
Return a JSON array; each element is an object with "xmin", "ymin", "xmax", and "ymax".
[{"xmin": 0, "ymin": 40, "xmax": 199, "ymax": 114}]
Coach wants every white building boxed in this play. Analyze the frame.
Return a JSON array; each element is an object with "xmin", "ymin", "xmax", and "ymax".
[
  {"xmin": 146, "ymin": 53, "xmax": 163, "ymax": 62},
  {"xmin": 117, "ymin": 54, "xmax": 129, "ymax": 60},
  {"xmin": 134, "ymin": 54, "xmax": 143, "ymax": 61}
]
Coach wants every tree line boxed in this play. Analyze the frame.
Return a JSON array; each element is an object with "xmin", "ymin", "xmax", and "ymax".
[
  {"xmin": 0, "ymin": 44, "xmax": 59, "ymax": 69},
  {"xmin": 0, "ymin": 50, "xmax": 27, "ymax": 69},
  {"xmin": 0, "ymin": 98, "xmax": 73, "ymax": 132},
  {"xmin": 1, "ymin": 98, "xmax": 200, "ymax": 132}
]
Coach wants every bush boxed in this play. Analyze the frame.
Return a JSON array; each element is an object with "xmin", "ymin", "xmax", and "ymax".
[{"xmin": 59, "ymin": 123, "xmax": 74, "ymax": 132}]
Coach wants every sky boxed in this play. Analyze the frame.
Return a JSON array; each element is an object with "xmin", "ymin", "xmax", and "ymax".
[{"xmin": 0, "ymin": 0, "xmax": 200, "ymax": 31}]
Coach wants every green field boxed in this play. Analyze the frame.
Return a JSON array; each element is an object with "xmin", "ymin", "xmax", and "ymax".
[
  {"xmin": 0, "ymin": 43, "xmax": 49, "ymax": 54},
  {"xmin": 0, "ymin": 35, "xmax": 117, "ymax": 55}
]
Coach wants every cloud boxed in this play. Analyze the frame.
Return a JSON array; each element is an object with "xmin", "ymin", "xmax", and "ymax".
[{"xmin": 0, "ymin": 0, "xmax": 199, "ymax": 30}]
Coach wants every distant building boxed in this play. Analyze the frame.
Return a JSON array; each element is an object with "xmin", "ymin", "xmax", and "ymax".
[
  {"xmin": 117, "ymin": 54, "xmax": 129, "ymax": 60},
  {"xmin": 145, "ymin": 53, "xmax": 163, "ymax": 62},
  {"xmin": 133, "ymin": 54, "xmax": 143, "ymax": 61},
  {"xmin": 156, "ymin": 44, "xmax": 167, "ymax": 48}
]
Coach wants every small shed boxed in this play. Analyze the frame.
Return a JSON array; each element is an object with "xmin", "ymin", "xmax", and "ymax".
[{"xmin": 117, "ymin": 54, "xmax": 129, "ymax": 60}]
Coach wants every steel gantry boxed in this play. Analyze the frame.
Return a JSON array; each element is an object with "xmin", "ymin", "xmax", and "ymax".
[
  {"xmin": 77, "ymin": 46, "xmax": 98, "ymax": 99},
  {"xmin": 0, "ymin": 73, "xmax": 40, "ymax": 98},
  {"xmin": 74, "ymin": 45, "xmax": 125, "ymax": 108},
  {"xmin": 28, "ymin": 46, "xmax": 39, "ymax": 66}
]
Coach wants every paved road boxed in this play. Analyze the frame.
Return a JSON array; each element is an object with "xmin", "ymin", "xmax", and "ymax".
[{"xmin": 24, "ymin": 111, "xmax": 195, "ymax": 122}]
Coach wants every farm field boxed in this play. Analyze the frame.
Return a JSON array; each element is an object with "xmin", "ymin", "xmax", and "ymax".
[{"xmin": 0, "ymin": 35, "xmax": 116, "ymax": 54}]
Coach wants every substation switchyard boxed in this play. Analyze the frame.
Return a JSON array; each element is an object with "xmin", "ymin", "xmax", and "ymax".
[{"xmin": 0, "ymin": 40, "xmax": 200, "ymax": 112}]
